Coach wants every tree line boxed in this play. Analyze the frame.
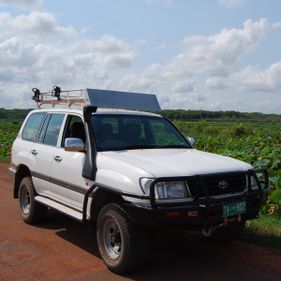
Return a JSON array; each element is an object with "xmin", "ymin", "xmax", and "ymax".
[
  {"xmin": 0, "ymin": 108, "xmax": 31, "ymax": 120},
  {"xmin": 0, "ymin": 108, "xmax": 281, "ymax": 122},
  {"xmin": 161, "ymin": 109, "xmax": 281, "ymax": 122}
]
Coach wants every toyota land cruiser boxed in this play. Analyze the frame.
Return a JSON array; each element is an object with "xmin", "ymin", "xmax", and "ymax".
[{"xmin": 10, "ymin": 87, "xmax": 270, "ymax": 273}]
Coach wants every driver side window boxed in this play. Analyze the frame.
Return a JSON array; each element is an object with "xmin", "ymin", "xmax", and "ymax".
[{"xmin": 61, "ymin": 115, "xmax": 86, "ymax": 147}]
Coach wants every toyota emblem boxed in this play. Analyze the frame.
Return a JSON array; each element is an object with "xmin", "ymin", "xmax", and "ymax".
[{"xmin": 218, "ymin": 180, "xmax": 228, "ymax": 190}]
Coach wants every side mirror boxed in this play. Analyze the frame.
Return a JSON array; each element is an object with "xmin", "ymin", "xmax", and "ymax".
[
  {"xmin": 187, "ymin": 137, "xmax": 195, "ymax": 146},
  {"xmin": 64, "ymin": 138, "xmax": 85, "ymax": 152}
]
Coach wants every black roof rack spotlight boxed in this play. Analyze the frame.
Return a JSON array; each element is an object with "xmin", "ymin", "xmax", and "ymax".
[
  {"xmin": 32, "ymin": 88, "xmax": 41, "ymax": 102},
  {"xmin": 52, "ymin": 85, "xmax": 61, "ymax": 101}
]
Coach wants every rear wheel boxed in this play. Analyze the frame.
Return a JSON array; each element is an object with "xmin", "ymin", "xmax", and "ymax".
[
  {"xmin": 19, "ymin": 177, "xmax": 47, "ymax": 224},
  {"xmin": 96, "ymin": 203, "xmax": 147, "ymax": 273}
]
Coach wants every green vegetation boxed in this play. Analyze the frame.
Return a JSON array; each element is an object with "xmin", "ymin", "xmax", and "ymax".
[
  {"xmin": 0, "ymin": 120, "xmax": 22, "ymax": 161},
  {"xmin": 243, "ymin": 215, "xmax": 281, "ymax": 251},
  {"xmin": 161, "ymin": 109, "xmax": 281, "ymax": 123},
  {"xmin": 0, "ymin": 108, "xmax": 31, "ymax": 120},
  {"xmin": 0, "ymin": 108, "xmax": 30, "ymax": 161}
]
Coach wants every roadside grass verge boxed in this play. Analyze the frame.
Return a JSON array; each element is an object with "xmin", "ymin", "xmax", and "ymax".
[
  {"xmin": 242, "ymin": 214, "xmax": 281, "ymax": 252},
  {"xmin": 0, "ymin": 158, "xmax": 10, "ymax": 163}
]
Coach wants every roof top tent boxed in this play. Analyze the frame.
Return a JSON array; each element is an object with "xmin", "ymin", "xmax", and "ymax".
[{"xmin": 32, "ymin": 86, "xmax": 161, "ymax": 112}]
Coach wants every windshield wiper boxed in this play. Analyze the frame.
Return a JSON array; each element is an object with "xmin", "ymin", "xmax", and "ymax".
[
  {"xmin": 122, "ymin": 144, "xmax": 191, "ymax": 150},
  {"xmin": 123, "ymin": 144, "xmax": 159, "ymax": 150},
  {"xmin": 157, "ymin": 144, "xmax": 191, "ymax": 149}
]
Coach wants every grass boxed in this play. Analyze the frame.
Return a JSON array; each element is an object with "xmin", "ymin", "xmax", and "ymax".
[{"xmin": 242, "ymin": 214, "xmax": 281, "ymax": 252}]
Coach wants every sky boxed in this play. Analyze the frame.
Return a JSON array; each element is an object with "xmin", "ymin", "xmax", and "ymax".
[{"xmin": 0, "ymin": 0, "xmax": 281, "ymax": 113}]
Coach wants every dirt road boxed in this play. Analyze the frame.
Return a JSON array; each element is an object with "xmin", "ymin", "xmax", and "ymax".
[{"xmin": 0, "ymin": 162, "xmax": 281, "ymax": 281}]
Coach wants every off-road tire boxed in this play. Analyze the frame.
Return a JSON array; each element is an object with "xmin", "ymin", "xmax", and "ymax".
[
  {"xmin": 96, "ymin": 203, "xmax": 147, "ymax": 273},
  {"xmin": 18, "ymin": 177, "xmax": 48, "ymax": 224}
]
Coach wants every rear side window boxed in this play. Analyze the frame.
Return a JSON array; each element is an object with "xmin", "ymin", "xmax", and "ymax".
[
  {"xmin": 22, "ymin": 112, "xmax": 46, "ymax": 142},
  {"xmin": 42, "ymin": 114, "xmax": 65, "ymax": 146}
]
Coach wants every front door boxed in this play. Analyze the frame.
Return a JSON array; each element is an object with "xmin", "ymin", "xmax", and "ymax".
[{"xmin": 50, "ymin": 114, "xmax": 87, "ymax": 210}]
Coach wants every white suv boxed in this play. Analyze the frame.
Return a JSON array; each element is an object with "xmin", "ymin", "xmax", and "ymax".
[{"xmin": 10, "ymin": 88, "xmax": 270, "ymax": 273}]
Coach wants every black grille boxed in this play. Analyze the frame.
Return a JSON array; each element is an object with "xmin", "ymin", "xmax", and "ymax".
[{"xmin": 188, "ymin": 173, "xmax": 247, "ymax": 197}]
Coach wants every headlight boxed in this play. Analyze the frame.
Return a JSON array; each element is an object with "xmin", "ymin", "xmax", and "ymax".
[
  {"xmin": 140, "ymin": 178, "xmax": 190, "ymax": 199},
  {"xmin": 249, "ymin": 175, "xmax": 259, "ymax": 191},
  {"xmin": 155, "ymin": 181, "xmax": 189, "ymax": 199}
]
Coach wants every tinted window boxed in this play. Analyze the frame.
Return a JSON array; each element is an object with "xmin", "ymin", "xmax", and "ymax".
[
  {"xmin": 91, "ymin": 114, "xmax": 190, "ymax": 151},
  {"xmin": 43, "ymin": 114, "xmax": 65, "ymax": 146},
  {"xmin": 22, "ymin": 112, "xmax": 46, "ymax": 142},
  {"xmin": 38, "ymin": 114, "xmax": 51, "ymax": 143},
  {"xmin": 62, "ymin": 115, "xmax": 86, "ymax": 147},
  {"xmin": 150, "ymin": 120, "xmax": 182, "ymax": 145}
]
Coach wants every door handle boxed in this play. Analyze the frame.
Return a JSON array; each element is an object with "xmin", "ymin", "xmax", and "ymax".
[
  {"xmin": 31, "ymin": 149, "xmax": 38, "ymax": 155},
  {"xmin": 53, "ymin": 156, "xmax": 62, "ymax": 162}
]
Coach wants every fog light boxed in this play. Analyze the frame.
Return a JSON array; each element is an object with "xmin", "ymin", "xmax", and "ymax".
[{"xmin": 188, "ymin": 211, "xmax": 198, "ymax": 217}]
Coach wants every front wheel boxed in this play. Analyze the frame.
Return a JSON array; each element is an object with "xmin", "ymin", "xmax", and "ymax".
[
  {"xmin": 96, "ymin": 203, "xmax": 147, "ymax": 273},
  {"xmin": 19, "ymin": 177, "xmax": 47, "ymax": 224}
]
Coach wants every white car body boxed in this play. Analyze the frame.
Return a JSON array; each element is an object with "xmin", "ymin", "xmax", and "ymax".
[
  {"xmin": 10, "ymin": 89, "xmax": 271, "ymax": 273},
  {"xmin": 11, "ymin": 108, "xmax": 254, "ymax": 212}
]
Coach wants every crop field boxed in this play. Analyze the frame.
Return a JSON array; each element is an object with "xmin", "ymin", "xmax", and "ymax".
[
  {"xmin": 1, "ymin": 116, "xmax": 281, "ymax": 218},
  {"xmin": 0, "ymin": 120, "xmax": 21, "ymax": 162}
]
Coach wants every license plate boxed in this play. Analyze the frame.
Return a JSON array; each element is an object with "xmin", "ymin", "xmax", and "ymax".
[{"xmin": 222, "ymin": 201, "xmax": 246, "ymax": 218}]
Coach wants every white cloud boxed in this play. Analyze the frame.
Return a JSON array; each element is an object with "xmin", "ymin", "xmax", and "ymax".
[
  {"xmin": 206, "ymin": 77, "xmax": 229, "ymax": 90},
  {"xmin": 116, "ymin": 19, "xmax": 281, "ymax": 113},
  {"xmin": 0, "ymin": 34, "xmax": 136, "ymax": 86},
  {"xmin": 119, "ymin": 64, "xmax": 163, "ymax": 93},
  {"xmin": 218, "ymin": 0, "xmax": 245, "ymax": 8},
  {"xmin": 0, "ymin": 9, "xmax": 280, "ymax": 114},
  {"xmin": 0, "ymin": 9, "xmax": 137, "ymax": 108},
  {"xmin": 232, "ymin": 61, "xmax": 281, "ymax": 92},
  {"xmin": 163, "ymin": 19, "xmax": 275, "ymax": 79},
  {"xmin": 83, "ymin": 35, "xmax": 136, "ymax": 68},
  {"xmin": 171, "ymin": 80, "xmax": 195, "ymax": 93},
  {"xmin": 205, "ymin": 60, "xmax": 281, "ymax": 93},
  {"xmin": 0, "ymin": 0, "xmax": 42, "ymax": 10},
  {"xmin": 0, "ymin": 11, "xmax": 75, "ymax": 39}
]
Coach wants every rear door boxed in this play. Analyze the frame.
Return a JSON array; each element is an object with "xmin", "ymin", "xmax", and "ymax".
[
  {"xmin": 35, "ymin": 113, "xmax": 65, "ymax": 197},
  {"xmin": 18, "ymin": 112, "xmax": 53, "ymax": 196}
]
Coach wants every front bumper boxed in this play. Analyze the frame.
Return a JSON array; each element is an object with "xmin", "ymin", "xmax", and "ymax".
[{"xmin": 124, "ymin": 169, "xmax": 271, "ymax": 229}]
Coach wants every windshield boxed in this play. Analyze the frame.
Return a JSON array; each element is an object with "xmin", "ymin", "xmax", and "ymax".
[{"xmin": 91, "ymin": 114, "xmax": 191, "ymax": 151}]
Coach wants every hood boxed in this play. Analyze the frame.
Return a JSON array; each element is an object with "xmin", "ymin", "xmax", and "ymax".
[{"xmin": 100, "ymin": 148, "xmax": 252, "ymax": 178}]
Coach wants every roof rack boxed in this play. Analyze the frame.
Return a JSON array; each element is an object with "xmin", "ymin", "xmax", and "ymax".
[
  {"xmin": 32, "ymin": 86, "xmax": 86, "ymax": 108},
  {"xmin": 32, "ymin": 86, "xmax": 161, "ymax": 112}
]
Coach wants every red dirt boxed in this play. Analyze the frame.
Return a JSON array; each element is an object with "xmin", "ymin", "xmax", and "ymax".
[{"xmin": 0, "ymin": 162, "xmax": 280, "ymax": 281}]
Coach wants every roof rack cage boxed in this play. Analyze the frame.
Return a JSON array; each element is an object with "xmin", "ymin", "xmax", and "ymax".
[
  {"xmin": 32, "ymin": 86, "xmax": 161, "ymax": 112},
  {"xmin": 32, "ymin": 86, "xmax": 87, "ymax": 108}
]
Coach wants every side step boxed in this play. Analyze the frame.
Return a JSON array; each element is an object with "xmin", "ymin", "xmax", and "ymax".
[{"xmin": 35, "ymin": 195, "xmax": 83, "ymax": 221}]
